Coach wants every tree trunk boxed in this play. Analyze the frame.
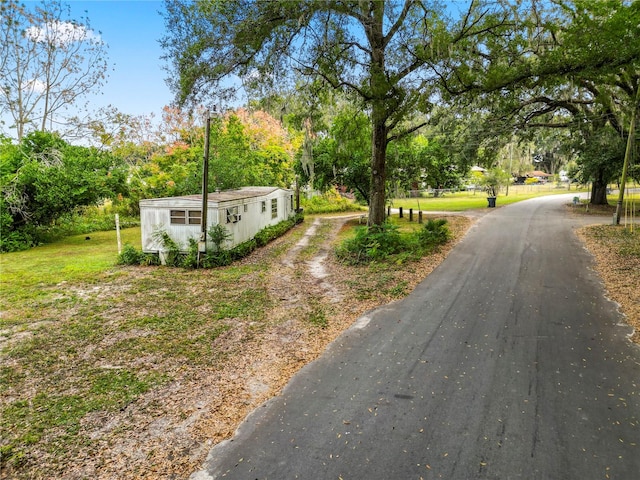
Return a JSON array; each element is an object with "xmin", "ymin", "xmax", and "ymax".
[
  {"xmin": 590, "ymin": 167, "xmax": 609, "ymax": 205},
  {"xmin": 366, "ymin": 1, "xmax": 388, "ymax": 227},
  {"xmin": 369, "ymin": 116, "xmax": 387, "ymax": 226}
]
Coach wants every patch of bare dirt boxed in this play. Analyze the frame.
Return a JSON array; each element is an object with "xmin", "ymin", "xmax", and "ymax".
[{"xmin": 576, "ymin": 225, "xmax": 640, "ymax": 344}]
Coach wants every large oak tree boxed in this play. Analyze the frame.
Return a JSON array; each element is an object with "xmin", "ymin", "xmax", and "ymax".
[
  {"xmin": 437, "ymin": 0, "xmax": 640, "ymax": 205},
  {"xmin": 161, "ymin": 0, "xmax": 512, "ymax": 226}
]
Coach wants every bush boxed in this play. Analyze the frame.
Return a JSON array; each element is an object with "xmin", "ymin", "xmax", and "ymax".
[
  {"xmin": 230, "ymin": 238, "xmax": 257, "ymax": 261},
  {"xmin": 336, "ymin": 223, "xmax": 407, "ymax": 265},
  {"xmin": 301, "ymin": 188, "xmax": 363, "ymax": 214},
  {"xmin": 182, "ymin": 238, "xmax": 200, "ymax": 269},
  {"xmin": 151, "ymin": 228, "xmax": 182, "ymax": 267},
  {"xmin": 117, "ymin": 244, "xmax": 160, "ymax": 266},
  {"xmin": 118, "ymin": 244, "xmax": 143, "ymax": 265},
  {"xmin": 416, "ymin": 219, "xmax": 450, "ymax": 248},
  {"xmin": 125, "ymin": 215, "xmax": 302, "ymax": 269},
  {"xmin": 202, "ymin": 249, "xmax": 232, "ymax": 268},
  {"xmin": 255, "ymin": 217, "xmax": 296, "ymax": 246},
  {"xmin": 336, "ymin": 219, "xmax": 451, "ymax": 265},
  {"xmin": 208, "ymin": 223, "xmax": 232, "ymax": 251}
]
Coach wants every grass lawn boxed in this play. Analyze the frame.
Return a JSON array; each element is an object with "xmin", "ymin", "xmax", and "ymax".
[
  {"xmin": 0, "ymin": 228, "xmax": 142, "ymax": 316},
  {"xmin": 389, "ymin": 184, "xmax": 586, "ymax": 211}
]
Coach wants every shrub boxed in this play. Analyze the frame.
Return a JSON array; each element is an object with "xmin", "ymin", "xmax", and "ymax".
[
  {"xmin": 202, "ymin": 249, "xmax": 232, "ymax": 268},
  {"xmin": 208, "ymin": 223, "xmax": 232, "ymax": 251},
  {"xmin": 182, "ymin": 238, "xmax": 200, "ymax": 269},
  {"xmin": 117, "ymin": 244, "xmax": 160, "ymax": 266},
  {"xmin": 301, "ymin": 188, "xmax": 363, "ymax": 214},
  {"xmin": 255, "ymin": 217, "xmax": 296, "ymax": 246},
  {"xmin": 336, "ymin": 223, "xmax": 407, "ymax": 265},
  {"xmin": 151, "ymin": 228, "xmax": 182, "ymax": 267},
  {"xmin": 118, "ymin": 244, "xmax": 143, "ymax": 265},
  {"xmin": 336, "ymin": 219, "xmax": 451, "ymax": 265},
  {"xmin": 416, "ymin": 219, "xmax": 450, "ymax": 248},
  {"xmin": 230, "ymin": 238, "xmax": 257, "ymax": 261}
]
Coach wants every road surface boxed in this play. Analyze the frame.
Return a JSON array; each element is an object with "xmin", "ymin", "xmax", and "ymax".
[{"xmin": 191, "ymin": 194, "xmax": 639, "ymax": 480}]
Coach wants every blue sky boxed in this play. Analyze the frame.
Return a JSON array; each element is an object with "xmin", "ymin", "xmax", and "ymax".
[{"xmin": 63, "ymin": 0, "xmax": 173, "ymax": 117}]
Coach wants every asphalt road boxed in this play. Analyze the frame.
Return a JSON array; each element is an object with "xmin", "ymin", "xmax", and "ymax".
[{"xmin": 191, "ymin": 194, "xmax": 640, "ymax": 480}]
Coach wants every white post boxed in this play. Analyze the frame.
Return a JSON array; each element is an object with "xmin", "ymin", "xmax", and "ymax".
[{"xmin": 115, "ymin": 214, "xmax": 122, "ymax": 254}]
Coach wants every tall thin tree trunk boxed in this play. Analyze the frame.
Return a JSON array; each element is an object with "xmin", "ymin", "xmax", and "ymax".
[{"xmin": 366, "ymin": 1, "xmax": 388, "ymax": 227}]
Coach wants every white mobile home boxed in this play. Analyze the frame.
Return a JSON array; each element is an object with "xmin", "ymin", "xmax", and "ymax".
[{"xmin": 139, "ymin": 186, "xmax": 294, "ymax": 253}]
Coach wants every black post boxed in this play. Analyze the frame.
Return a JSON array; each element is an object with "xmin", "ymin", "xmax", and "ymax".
[
  {"xmin": 409, "ymin": 208, "xmax": 413, "ymax": 221},
  {"xmin": 200, "ymin": 112, "xmax": 211, "ymax": 256},
  {"xmin": 399, "ymin": 207, "xmax": 403, "ymax": 218},
  {"xmin": 418, "ymin": 211, "xmax": 423, "ymax": 224}
]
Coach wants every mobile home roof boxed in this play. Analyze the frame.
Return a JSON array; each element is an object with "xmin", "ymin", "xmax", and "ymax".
[{"xmin": 139, "ymin": 187, "xmax": 285, "ymax": 207}]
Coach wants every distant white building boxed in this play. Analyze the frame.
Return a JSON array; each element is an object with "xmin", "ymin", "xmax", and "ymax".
[{"xmin": 139, "ymin": 186, "xmax": 294, "ymax": 254}]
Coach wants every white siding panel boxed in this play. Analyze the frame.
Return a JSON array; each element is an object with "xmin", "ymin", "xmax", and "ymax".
[{"xmin": 140, "ymin": 188, "xmax": 294, "ymax": 253}]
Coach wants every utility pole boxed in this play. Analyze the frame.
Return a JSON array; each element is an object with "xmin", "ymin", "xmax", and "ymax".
[
  {"xmin": 199, "ymin": 110, "xmax": 212, "ymax": 260},
  {"xmin": 616, "ymin": 87, "xmax": 639, "ymax": 225},
  {"xmin": 506, "ymin": 140, "xmax": 513, "ymax": 196}
]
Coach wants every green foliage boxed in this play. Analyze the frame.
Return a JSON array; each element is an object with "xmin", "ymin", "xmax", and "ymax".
[
  {"xmin": 404, "ymin": 136, "xmax": 464, "ymax": 191},
  {"xmin": 117, "ymin": 244, "xmax": 160, "ymax": 266},
  {"xmin": 417, "ymin": 219, "xmax": 451, "ymax": 248},
  {"xmin": 202, "ymin": 249, "xmax": 232, "ymax": 268},
  {"xmin": 336, "ymin": 223, "xmax": 406, "ymax": 265},
  {"xmin": 182, "ymin": 238, "xmax": 201, "ymax": 269},
  {"xmin": 0, "ymin": 204, "xmax": 36, "ymax": 252},
  {"xmin": 229, "ymin": 238, "xmax": 258, "ymax": 261},
  {"xmin": 254, "ymin": 216, "xmax": 297, "ymax": 247},
  {"xmin": 301, "ymin": 188, "xmax": 363, "ymax": 214},
  {"xmin": 208, "ymin": 223, "xmax": 232, "ymax": 251},
  {"xmin": 123, "ymin": 109, "xmax": 296, "ymax": 217},
  {"xmin": 480, "ymin": 168, "xmax": 511, "ymax": 197},
  {"xmin": 306, "ymin": 108, "xmax": 372, "ymax": 202},
  {"xmin": 0, "ymin": 132, "xmax": 128, "ymax": 251},
  {"xmin": 336, "ymin": 219, "xmax": 451, "ymax": 265},
  {"xmin": 118, "ymin": 244, "xmax": 143, "ymax": 265},
  {"xmin": 151, "ymin": 228, "xmax": 182, "ymax": 267}
]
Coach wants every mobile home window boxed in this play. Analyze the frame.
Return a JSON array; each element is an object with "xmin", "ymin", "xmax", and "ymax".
[
  {"xmin": 187, "ymin": 210, "xmax": 201, "ymax": 225},
  {"xmin": 261, "ymin": 201, "xmax": 266, "ymax": 213},
  {"xmin": 170, "ymin": 210, "xmax": 201, "ymax": 225},
  {"xmin": 271, "ymin": 198, "xmax": 278, "ymax": 219},
  {"xmin": 226, "ymin": 206, "xmax": 241, "ymax": 223},
  {"xmin": 170, "ymin": 210, "xmax": 186, "ymax": 224}
]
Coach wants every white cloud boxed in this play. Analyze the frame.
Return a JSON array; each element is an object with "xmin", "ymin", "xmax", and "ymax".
[
  {"xmin": 24, "ymin": 21, "xmax": 101, "ymax": 47},
  {"xmin": 21, "ymin": 78, "xmax": 47, "ymax": 93}
]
